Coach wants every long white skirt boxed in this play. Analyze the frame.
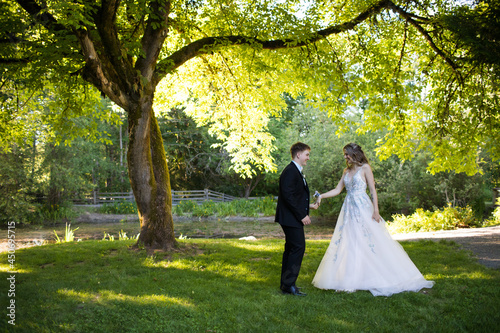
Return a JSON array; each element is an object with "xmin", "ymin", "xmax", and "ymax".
[{"xmin": 312, "ymin": 191, "xmax": 434, "ymax": 296}]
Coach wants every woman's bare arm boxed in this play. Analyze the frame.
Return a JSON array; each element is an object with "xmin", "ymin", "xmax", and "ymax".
[{"xmin": 363, "ymin": 164, "xmax": 381, "ymax": 222}]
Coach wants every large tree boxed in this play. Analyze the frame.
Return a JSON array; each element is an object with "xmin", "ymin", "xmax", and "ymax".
[{"xmin": 1, "ymin": 0, "xmax": 498, "ymax": 249}]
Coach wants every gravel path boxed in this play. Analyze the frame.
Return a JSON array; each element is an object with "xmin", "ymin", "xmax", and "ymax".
[{"xmin": 392, "ymin": 225, "xmax": 500, "ymax": 269}]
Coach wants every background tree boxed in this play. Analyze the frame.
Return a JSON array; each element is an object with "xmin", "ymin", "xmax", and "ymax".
[
  {"xmin": 159, "ymin": 107, "xmax": 226, "ymax": 191},
  {"xmin": 0, "ymin": 75, "xmax": 120, "ymax": 224},
  {"xmin": 0, "ymin": 146, "xmax": 32, "ymax": 225},
  {"xmin": 2, "ymin": 0, "xmax": 498, "ymax": 249}
]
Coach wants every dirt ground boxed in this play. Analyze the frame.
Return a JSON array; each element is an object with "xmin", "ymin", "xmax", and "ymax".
[{"xmin": 2, "ymin": 214, "xmax": 499, "ymax": 270}]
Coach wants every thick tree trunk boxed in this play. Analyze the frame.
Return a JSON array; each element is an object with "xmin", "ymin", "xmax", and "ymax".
[{"xmin": 127, "ymin": 97, "xmax": 177, "ymax": 250}]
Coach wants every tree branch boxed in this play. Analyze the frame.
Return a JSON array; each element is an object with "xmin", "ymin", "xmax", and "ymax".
[
  {"xmin": 15, "ymin": 0, "xmax": 66, "ymax": 32},
  {"xmin": 155, "ymin": 0, "xmax": 392, "ymax": 80},
  {"xmin": 0, "ymin": 34, "xmax": 25, "ymax": 44},
  {"xmin": 136, "ymin": 0, "xmax": 171, "ymax": 82},
  {"xmin": 386, "ymin": 1, "xmax": 459, "ymax": 72},
  {"xmin": 74, "ymin": 29, "xmax": 129, "ymax": 109},
  {"xmin": 155, "ymin": 0, "xmax": 460, "ymax": 84},
  {"xmin": 0, "ymin": 58, "xmax": 30, "ymax": 64},
  {"xmin": 94, "ymin": 0, "xmax": 136, "ymax": 93}
]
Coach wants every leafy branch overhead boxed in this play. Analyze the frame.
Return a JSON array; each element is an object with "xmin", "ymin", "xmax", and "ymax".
[
  {"xmin": 2, "ymin": 0, "xmax": 498, "ymax": 173},
  {"xmin": 9, "ymin": 1, "xmax": 458, "ymax": 96}
]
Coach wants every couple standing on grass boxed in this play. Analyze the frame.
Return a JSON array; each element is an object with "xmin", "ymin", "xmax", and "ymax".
[{"xmin": 275, "ymin": 142, "xmax": 434, "ymax": 297}]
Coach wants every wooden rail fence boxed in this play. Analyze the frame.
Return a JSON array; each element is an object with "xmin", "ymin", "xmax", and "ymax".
[{"xmin": 73, "ymin": 189, "xmax": 238, "ymax": 206}]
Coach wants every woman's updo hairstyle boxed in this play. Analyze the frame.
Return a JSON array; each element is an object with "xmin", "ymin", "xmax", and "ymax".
[{"xmin": 343, "ymin": 143, "xmax": 369, "ymax": 169}]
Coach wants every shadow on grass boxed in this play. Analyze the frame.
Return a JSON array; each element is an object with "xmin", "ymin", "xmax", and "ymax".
[{"xmin": 0, "ymin": 239, "xmax": 499, "ymax": 332}]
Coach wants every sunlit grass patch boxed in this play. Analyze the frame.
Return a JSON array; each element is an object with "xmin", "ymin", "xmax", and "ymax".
[{"xmin": 58, "ymin": 288, "xmax": 195, "ymax": 308}]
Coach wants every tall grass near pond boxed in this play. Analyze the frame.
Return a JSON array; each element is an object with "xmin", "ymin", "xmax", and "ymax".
[
  {"xmin": 30, "ymin": 203, "xmax": 78, "ymax": 224},
  {"xmin": 97, "ymin": 197, "xmax": 277, "ymax": 217},
  {"xmin": 53, "ymin": 223, "xmax": 79, "ymax": 243},
  {"xmin": 98, "ymin": 201, "xmax": 138, "ymax": 214},
  {"xmin": 0, "ymin": 239, "xmax": 498, "ymax": 332},
  {"xmin": 174, "ymin": 197, "xmax": 276, "ymax": 217}
]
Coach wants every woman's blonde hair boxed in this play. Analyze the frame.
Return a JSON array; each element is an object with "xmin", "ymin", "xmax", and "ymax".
[{"xmin": 343, "ymin": 143, "xmax": 369, "ymax": 170}]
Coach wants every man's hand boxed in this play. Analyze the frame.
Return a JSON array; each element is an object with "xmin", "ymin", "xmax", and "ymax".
[
  {"xmin": 301, "ymin": 215, "xmax": 312, "ymax": 225},
  {"xmin": 310, "ymin": 202, "xmax": 320, "ymax": 210}
]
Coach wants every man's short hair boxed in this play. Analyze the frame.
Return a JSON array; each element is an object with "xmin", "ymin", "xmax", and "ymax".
[{"xmin": 290, "ymin": 142, "xmax": 311, "ymax": 158}]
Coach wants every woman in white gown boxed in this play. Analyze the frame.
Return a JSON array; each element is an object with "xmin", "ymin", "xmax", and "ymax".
[{"xmin": 312, "ymin": 143, "xmax": 434, "ymax": 296}]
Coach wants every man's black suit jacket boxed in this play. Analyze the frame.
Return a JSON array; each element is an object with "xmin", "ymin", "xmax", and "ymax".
[{"xmin": 275, "ymin": 162, "xmax": 310, "ymax": 227}]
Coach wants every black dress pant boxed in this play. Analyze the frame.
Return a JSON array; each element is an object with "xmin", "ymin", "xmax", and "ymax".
[{"xmin": 280, "ymin": 224, "xmax": 306, "ymax": 289}]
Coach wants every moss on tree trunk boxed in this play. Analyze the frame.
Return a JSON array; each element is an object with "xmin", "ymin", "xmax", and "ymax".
[{"xmin": 127, "ymin": 99, "xmax": 177, "ymax": 250}]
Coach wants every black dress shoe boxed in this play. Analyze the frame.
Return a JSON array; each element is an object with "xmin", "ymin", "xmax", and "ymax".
[
  {"xmin": 280, "ymin": 284, "xmax": 303, "ymax": 291},
  {"xmin": 282, "ymin": 285, "xmax": 307, "ymax": 296}
]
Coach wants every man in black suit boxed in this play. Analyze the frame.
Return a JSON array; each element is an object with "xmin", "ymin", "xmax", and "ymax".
[{"xmin": 275, "ymin": 142, "xmax": 318, "ymax": 296}]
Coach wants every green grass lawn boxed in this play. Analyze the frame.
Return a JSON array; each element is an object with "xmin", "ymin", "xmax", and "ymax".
[{"xmin": 1, "ymin": 238, "xmax": 499, "ymax": 332}]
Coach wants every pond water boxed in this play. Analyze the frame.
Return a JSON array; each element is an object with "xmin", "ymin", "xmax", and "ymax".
[{"xmin": 0, "ymin": 214, "xmax": 336, "ymax": 252}]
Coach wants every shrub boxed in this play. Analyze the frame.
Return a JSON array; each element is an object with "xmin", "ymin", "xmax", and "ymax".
[
  {"xmin": 30, "ymin": 203, "xmax": 78, "ymax": 224},
  {"xmin": 484, "ymin": 198, "xmax": 500, "ymax": 227},
  {"xmin": 172, "ymin": 197, "xmax": 277, "ymax": 217},
  {"xmin": 98, "ymin": 201, "xmax": 138, "ymax": 214},
  {"xmin": 494, "ymin": 200, "xmax": 500, "ymax": 222},
  {"xmin": 387, "ymin": 204, "xmax": 480, "ymax": 234},
  {"xmin": 193, "ymin": 200, "xmax": 217, "ymax": 217},
  {"xmin": 173, "ymin": 200, "xmax": 198, "ymax": 216},
  {"xmin": 97, "ymin": 197, "xmax": 278, "ymax": 217}
]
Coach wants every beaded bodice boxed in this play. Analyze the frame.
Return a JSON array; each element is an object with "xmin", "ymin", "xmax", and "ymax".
[{"xmin": 344, "ymin": 168, "xmax": 366, "ymax": 195}]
